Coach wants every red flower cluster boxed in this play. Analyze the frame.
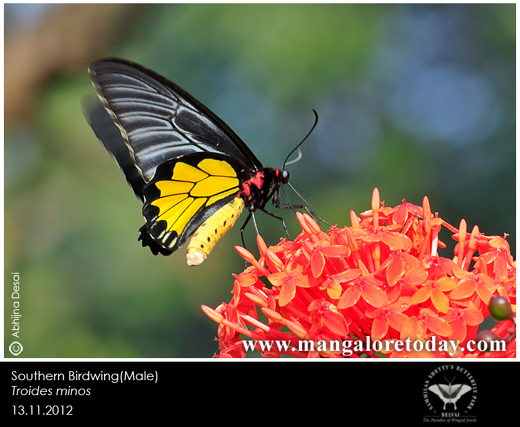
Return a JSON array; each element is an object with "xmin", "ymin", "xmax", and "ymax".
[{"xmin": 202, "ymin": 189, "xmax": 516, "ymax": 358}]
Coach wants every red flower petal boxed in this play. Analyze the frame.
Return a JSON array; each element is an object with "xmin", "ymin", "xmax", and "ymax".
[
  {"xmin": 311, "ymin": 251, "xmax": 326, "ymax": 278},
  {"xmin": 392, "ymin": 204, "xmax": 408, "ymax": 226},
  {"xmin": 431, "ymin": 288, "xmax": 449, "ymax": 313},
  {"xmin": 411, "ymin": 285, "xmax": 432, "ymax": 305},
  {"xmin": 450, "ymin": 279, "xmax": 476, "ymax": 300},
  {"xmin": 322, "ymin": 310, "xmax": 350, "ymax": 336},
  {"xmin": 362, "ymin": 282, "xmax": 388, "ymax": 308},
  {"xmin": 400, "ymin": 316, "xmax": 418, "ymax": 340},
  {"xmin": 426, "ymin": 315, "xmax": 452, "ymax": 337},
  {"xmin": 337, "ymin": 285, "xmax": 362, "ymax": 309},
  {"xmin": 387, "ymin": 256, "xmax": 405, "ymax": 287},
  {"xmin": 320, "ymin": 245, "xmax": 350, "ymax": 257},
  {"xmin": 235, "ymin": 272, "xmax": 258, "ymax": 287},
  {"xmin": 279, "ymin": 282, "xmax": 296, "ymax": 307},
  {"xmin": 371, "ymin": 316, "xmax": 389, "ymax": 341},
  {"xmin": 325, "ymin": 281, "xmax": 343, "ymax": 300},
  {"xmin": 391, "ymin": 296, "xmax": 412, "ymax": 313},
  {"xmin": 332, "ymin": 269, "xmax": 362, "ymax": 283},
  {"xmin": 494, "ymin": 255, "xmax": 508, "ymax": 282},
  {"xmin": 388, "ymin": 311, "xmax": 409, "ymax": 332},
  {"xmin": 476, "ymin": 282, "xmax": 493, "ymax": 305},
  {"xmin": 382, "ymin": 231, "xmax": 413, "ymax": 250},
  {"xmin": 405, "ymin": 267, "xmax": 428, "ymax": 286},
  {"xmin": 268, "ymin": 272, "xmax": 287, "ymax": 287},
  {"xmin": 448, "ymin": 316, "xmax": 467, "ymax": 342},
  {"xmin": 463, "ymin": 307, "xmax": 484, "ymax": 326},
  {"xmin": 436, "ymin": 276, "xmax": 458, "ymax": 292},
  {"xmin": 489, "ymin": 237, "xmax": 509, "ymax": 250}
]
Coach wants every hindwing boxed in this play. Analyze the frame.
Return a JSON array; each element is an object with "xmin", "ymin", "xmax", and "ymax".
[{"xmin": 142, "ymin": 153, "xmax": 250, "ymax": 252}]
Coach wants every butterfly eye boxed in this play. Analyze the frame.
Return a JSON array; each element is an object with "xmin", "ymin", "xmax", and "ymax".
[{"xmin": 281, "ymin": 169, "xmax": 290, "ymax": 184}]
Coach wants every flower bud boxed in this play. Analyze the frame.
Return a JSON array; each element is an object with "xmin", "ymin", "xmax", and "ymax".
[
  {"xmin": 475, "ymin": 330, "xmax": 500, "ymax": 352},
  {"xmin": 489, "ymin": 295, "xmax": 514, "ymax": 321}
]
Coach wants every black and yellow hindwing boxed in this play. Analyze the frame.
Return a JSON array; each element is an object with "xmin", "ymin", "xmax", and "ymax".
[{"xmin": 142, "ymin": 153, "xmax": 247, "ymax": 264}]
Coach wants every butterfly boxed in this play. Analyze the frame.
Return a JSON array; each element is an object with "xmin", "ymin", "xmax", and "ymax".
[
  {"xmin": 85, "ymin": 58, "xmax": 318, "ymax": 266},
  {"xmin": 428, "ymin": 378, "xmax": 472, "ymax": 410}
]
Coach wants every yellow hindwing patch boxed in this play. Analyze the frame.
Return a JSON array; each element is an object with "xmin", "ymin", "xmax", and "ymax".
[{"xmin": 150, "ymin": 158, "xmax": 240, "ymax": 241}]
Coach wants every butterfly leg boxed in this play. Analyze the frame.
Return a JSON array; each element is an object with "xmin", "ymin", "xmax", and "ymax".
[
  {"xmin": 273, "ymin": 185, "xmax": 331, "ymax": 228},
  {"xmin": 239, "ymin": 212, "xmax": 253, "ymax": 248},
  {"xmin": 259, "ymin": 208, "xmax": 290, "ymax": 240},
  {"xmin": 251, "ymin": 212, "xmax": 260, "ymax": 235},
  {"xmin": 239, "ymin": 212, "xmax": 264, "ymax": 268}
]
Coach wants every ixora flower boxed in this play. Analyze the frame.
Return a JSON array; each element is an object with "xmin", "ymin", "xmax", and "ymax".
[{"xmin": 201, "ymin": 188, "xmax": 516, "ymax": 358}]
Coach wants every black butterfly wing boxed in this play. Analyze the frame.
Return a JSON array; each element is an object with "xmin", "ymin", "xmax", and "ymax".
[
  {"xmin": 88, "ymin": 57, "xmax": 263, "ymax": 198},
  {"xmin": 84, "ymin": 96, "xmax": 147, "ymax": 199}
]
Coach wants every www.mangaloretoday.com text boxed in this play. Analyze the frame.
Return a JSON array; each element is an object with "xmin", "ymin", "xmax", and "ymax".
[{"xmin": 242, "ymin": 336, "xmax": 505, "ymax": 357}]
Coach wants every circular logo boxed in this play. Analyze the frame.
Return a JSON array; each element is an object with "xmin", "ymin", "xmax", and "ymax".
[
  {"xmin": 423, "ymin": 364, "xmax": 477, "ymax": 422},
  {"xmin": 9, "ymin": 341, "xmax": 23, "ymax": 356}
]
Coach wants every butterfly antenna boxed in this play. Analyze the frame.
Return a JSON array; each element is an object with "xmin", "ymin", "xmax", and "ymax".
[
  {"xmin": 282, "ymin": 109, "xmax": 319, "ymax": 169},
  {"xmin": 277, "ymin": 110, "xmax": 330, "ymax": 228}
]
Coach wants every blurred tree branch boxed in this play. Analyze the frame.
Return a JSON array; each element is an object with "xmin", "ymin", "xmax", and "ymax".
[{"xmin": 5, "ymin": 3, "xmax": 142, "ymax": 125}]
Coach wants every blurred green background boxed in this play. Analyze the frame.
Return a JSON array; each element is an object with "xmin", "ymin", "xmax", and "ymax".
[{"xmin": 4, "ymin": 4, "xmax": 515, "ymax": 358}]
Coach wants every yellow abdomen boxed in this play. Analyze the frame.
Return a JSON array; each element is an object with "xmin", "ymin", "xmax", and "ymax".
[{"xmin": 186, "ymin": 197, "xmax": 245, "ymax": 266}]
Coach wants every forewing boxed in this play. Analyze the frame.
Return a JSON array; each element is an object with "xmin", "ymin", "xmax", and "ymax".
[
  {"xmin": 429, "ymin": 385, "xmax": 450, "ymax": 403},
  {"xmin": 89, "ymin": 58, "xmax": 262, "ymax": 186},
  {"xmin": 84, "ymin": 96, "xmax": 146, "ymax": 199}
]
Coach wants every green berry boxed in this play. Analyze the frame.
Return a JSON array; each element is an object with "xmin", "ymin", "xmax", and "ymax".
[
  {"xmin": 489, "ymin": 295, "xmax": 513, "ymax": 321},
  {"xmin": 476, "ymin": 330, "xmax": 499, "ymax": 352}
]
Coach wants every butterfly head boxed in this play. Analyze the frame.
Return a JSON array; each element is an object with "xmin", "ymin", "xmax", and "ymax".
[
  {"xmin": 238, "ymin": 167, "xmax": 285, "ymax": 211},
  {"xmin": 281, "ymin": 169, "xmax": 290, "ymax": 184}
]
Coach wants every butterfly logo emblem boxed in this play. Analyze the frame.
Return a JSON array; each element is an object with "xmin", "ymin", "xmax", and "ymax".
[{"xmin": 428, "ymin": 377, "xmax": 472, "ymax": 410}]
